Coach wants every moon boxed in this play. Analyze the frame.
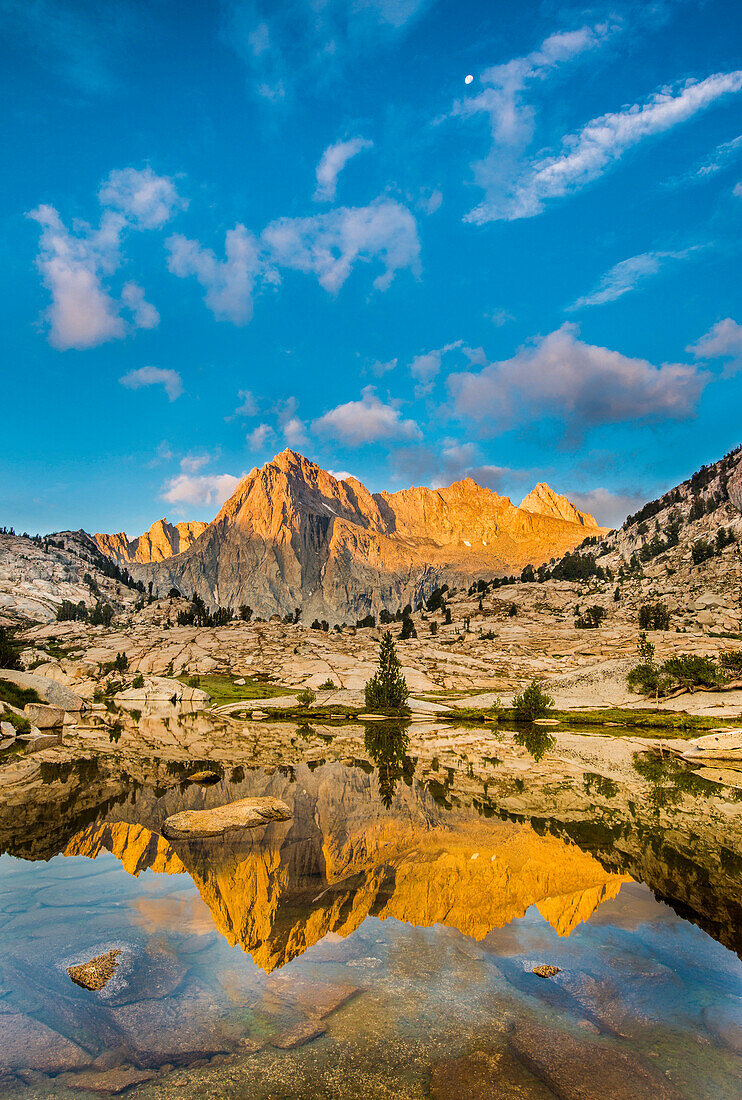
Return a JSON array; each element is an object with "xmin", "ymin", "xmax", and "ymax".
[{"xmin": 464, "ymin": 74, "xmax": 474, "ymax": 84}]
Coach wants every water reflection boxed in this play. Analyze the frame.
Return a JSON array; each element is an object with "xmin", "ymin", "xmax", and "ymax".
[
  {"xmin": 363, "ymin": 722, "xmax": 412, "ymax": 807},
  {"xmin": 513, "ymin": 726, "xmax": 557, "ymax": 761},
  {"xmin": 1, "ymin": 708, "xmax": 742, "ymax": 1097}
]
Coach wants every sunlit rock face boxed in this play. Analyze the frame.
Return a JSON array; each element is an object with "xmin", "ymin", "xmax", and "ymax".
[
  {"xmin": 94, "ymin": 520, "xmax": 207, "ymax": 565},
  {"xmin": 133, "ymin": 450, "xmax": 604, "ymax": 621},
  {"xmin": 520, "ymin": 483, "xmax": 597, "ymax": 528}
]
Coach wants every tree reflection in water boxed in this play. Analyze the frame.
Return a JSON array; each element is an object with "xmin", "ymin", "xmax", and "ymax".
[
  {"xmin": 364, "ymin": 722, "xmax": 412, "ymax": 807},
  {"xmin": 513, "ymin": 726, "xmax": 556, "ymax": 762}
]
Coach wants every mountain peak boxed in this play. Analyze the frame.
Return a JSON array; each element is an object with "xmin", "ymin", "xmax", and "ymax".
[
  {"xmin": 520, "ymin": 483, "xmax": 598, "ymax": 528},
  {"xmin": 271, "ymin": 449, "xmax": 319, "ymax": 475}
]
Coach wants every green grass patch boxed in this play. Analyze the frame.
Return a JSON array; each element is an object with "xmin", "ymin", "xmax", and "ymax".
[
  {"xmin": 0, "ymin": 705, "xmax": 31, "ymax": 733},
  {"xmin": 443, "ymin": 703, "xmax": 742, "ymax": 736},
  {"xmin": 232, "ymin": 704, "xmax": 364, "ymax": 723},
  {"xmin": 0, "ymin": 679, "xmax": 42, "ymax": 709},
  {"xmin": 177, "ymin": 674, "xmax": 298, "ymax": 707},
  {"xmin": 42, "ymin": 642, "xmax": 77, "ymax": 661}
]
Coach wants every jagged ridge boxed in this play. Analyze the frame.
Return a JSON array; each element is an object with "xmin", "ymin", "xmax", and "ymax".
[{"xmin": 127, "ymin": 451, "xmax": 604, "ymax": 621}]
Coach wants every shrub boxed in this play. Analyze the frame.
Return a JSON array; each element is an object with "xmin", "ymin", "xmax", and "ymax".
[
  {"xmin": 0, "ymin": 627, "xmax": 22, "ymax": 671},
  {"xmin": 426, "ymin": 587, "xmax": 447, "ymax": 613},
  {"xmin": 239, "ymin": 604, "xmax": 253, "ymax": 622},
  {"xmin": 691, "ymin": 539, "xmax": 714, "ymax": 565},
  {"xmin": 132, "ymin": 673, "xmax": 144, "ymax": 688},
  {"xmin": 508, "ymin": 603, "xmax": 518, "ymax": 617},
  {"xmin": 356, "ymin": 614, "xmax": 376, "ymax": 628},
  {"xmin": 318, "ymin": 678, "xmax": 336, "ymax": 690},
  {"xmin": 575, "ymin": 605, "xmax": 607, "ymax": 629},
  {"xmin": 512, "ymin": 679, "xmax": 554, "ymax": 721},
  {"xmin": 0, "ymin": 679, "xmax": 42, "ymax": 708},
  {"xmin": 719, "ymin": 650, "xmax": 742, "ymax": 677},
  {"xmin": 638, "ymin": 602, "xmax": 670, "ymax": 630},
  {"xmin": 661, "ymin": 654, "xmax": 723, "ymax": 691},
  {"xmin": 296, "ymin": 687, "xmax": 316, "ymax": 707},
  {"xmin": 429, "ymin": 621, "xmax": 438, "ymax": 635},
  {"xmin": 400, "ymin": 615, "xmax": 417, "ymax": 640},
  {"xmin": 551, "ymin": 551, "xmax": 603, "ymax": 582},
  {"xmin": 627, "ymin": 633, "xmax": 725, "ymax": 697},
  {"xmin": 364, "ymin": 631, "xmax": 409, "ymax": 713}
]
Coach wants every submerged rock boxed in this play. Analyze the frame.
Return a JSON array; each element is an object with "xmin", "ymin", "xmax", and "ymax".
[
  {"xmin": 532, "ymin": 965, "xmax": 561, "ymax": 978},
  {"xmin": 0, "ymin": 1012, "xmax": 91, "ymax": 1072},
  {"xmin": 266, "ymin": 974, "xmax": 359, "ymax": 1018},
  {"xmin": 67, "ymin": 950, "xmax": 121, "ymax": 992},
  {"xmin": 162, "ymin": 796, "xmax": 292, "ymax": 839},
  {"xmin": 270, "ymin": 1020, "xmax": 326, "ymax": 1049},
  {"xmin": 65, "ymin": 1065, "xmax": 156, "ymax": 1094},
  {"xmin": 430, "ymin": 1049, "xmax": 551, "ymax": 1100},
  {"xmin": 508, "ymin": 1018, "xmax": 680, "ymax": 1100}
]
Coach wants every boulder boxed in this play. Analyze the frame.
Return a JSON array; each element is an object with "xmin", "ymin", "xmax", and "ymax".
[
  {"xmin": 162, "ymin": 796, "xmax": 292, "ymax": 839},
  {"xmin": 704, "ymin": 1003, "xmax": 742, "ymax": 1053},
  {"xmin": 67, "ymin": 950, "xmax": 121, "ymax": 991},
  {"xmin": 0, "ymin": 721, "xmax": 17, "ymax": 744},
  {"xmin": 508, "ymin": 1018, "xmax": 680, "ymax": 1100},
  {"xmin": 270, "ymin": 1021, "xmax": 326, "ymax": 1049},
  {"xmin": 0, "ymin": 1012, "xmax": 91, "ymax": 1072},
  {"xmin": 65, "ymin": 1065, "xmax": 157, "ymax": 1094},
  {"xmin": 24, "ymin": 702, "xmax": 65, "ymax": 729},
  {"xmin": 0, "ymin": 670, "xmax": 83, "ymax": 710}
]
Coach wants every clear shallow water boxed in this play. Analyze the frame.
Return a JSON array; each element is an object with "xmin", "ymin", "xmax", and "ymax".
[{"xmin": 1, "ymin": 710, "xmax": 741, "ymax": 1098}]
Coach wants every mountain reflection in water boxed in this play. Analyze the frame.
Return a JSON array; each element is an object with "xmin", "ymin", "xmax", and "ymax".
[{"xmin": 0, "ymin": 709, "xmax": 741, "ymax": 1098}]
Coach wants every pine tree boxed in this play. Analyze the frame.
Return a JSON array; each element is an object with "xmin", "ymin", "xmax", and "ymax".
[{"xmin": 364, "ymin": 630, "xmax": 409, "ymax": 712}]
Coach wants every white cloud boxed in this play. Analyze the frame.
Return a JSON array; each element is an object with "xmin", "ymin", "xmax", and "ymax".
[
  {"xmin": 735, "ymin": 181, "xmax": 742, "ymax": 197},
  {"xmin": 179, "ymin": 453, "xmax": 212, "ymax": 474},
  {"xmin": 328, "ymin": 468, "xmax": 352, "ymax": 481},
  {"xmin": 164, "ymin": 196, "xmax": 419, "ymax": 325},
  {"xmin": 234, "ymin": 389, "xmax": 258, "ymax": 416},
  {"xmin": 451, "ymin": 21, "xmax": 620, "ymax": 224},
  {"xmin": 166, "ymin": 225, "xmax": 262, "ymax": 324},
  {"xmin": 28, "ymin": 166, "xmax": 180, "ymax": 349},
  {"xmin": 246, "ymin": 423, "xmax": 274, "ymax": 449},
  {"xmin": 119, "ymin": 366, "xmax": 183, "ymax": 401},
  {"xmin": 313, "ymin": 385, "xmax": 421, "ymax": 444},
  {"xmin": 98, "ymin": 166, "xmax": 186, "ymax": 229},
  {"xmin": 366, "ymin": 357, "xmax": 397, "ymax": 377},
  {"xmin": 277, "ymin": 396, "xmax": 309, "ymax": 448},
  {"xmin": 121, "ymin": 281, "xmax": 159, "ymax": 328},
  {"xmin": 447, "ymin": 324, "xmax": 708, "ymax": 436},
  {"xmin": 262, "ymin": 197, "xmax": 420, "ymax": 293},
  {"xmin": 468, "ymin": 70, "xmax": 742, "ymax": 222},
  {"xmin": 453, "ymin": 22, "xmax": 619, "ymax": 150},
  {"xmin": 567, "ymin": 487, "xmax": 646, "ymax": 529},
  {"xmin": 389, "ymin": 440, "xmax": 514, "ymax": 492},
  {"xmin": 314, "ymin": 137, "xmax": 373, "ymax": 202},
  {"xmin": 568, "ymin": 247, "xmax": 701, "ymax": 311},
  {"xmin": 665, "ymin": 133, "xmax": 742, "ymax": 188},
  {"xmin": 409, "ymin": 340, "xmax": 463, "ymax": 392},
  {"xmin": 489, "ymin": 308, "xmax": 514, "ymax": 327},
  {"xmin": 28, "ymin": 204, "xmax": 127, "ymax": 350},
  {"xmin": 409, "ymin": 341, "xmax": 487, "ymax": 395},
  {"xmin": 162, "ymin": 472, "xmax": 241, "ymax": 509},
  {"xmin": 688, "ymin": 317, "xmax": 742, "ymax": 373}
]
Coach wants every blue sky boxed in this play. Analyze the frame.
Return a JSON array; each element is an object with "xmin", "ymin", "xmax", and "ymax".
[{"xmin": 3, "ymin": 0, "xmax": 742, "ymax": 535}]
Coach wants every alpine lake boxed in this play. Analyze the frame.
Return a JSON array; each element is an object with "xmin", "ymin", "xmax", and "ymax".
[{"xmin": 1, "ymin": 701, "xmax": 741, "ymax": 1099}]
